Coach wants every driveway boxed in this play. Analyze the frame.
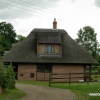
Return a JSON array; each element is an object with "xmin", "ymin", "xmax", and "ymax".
[{"xmin": 16, "ymin": 84, "xmax": 76, "ymax": 100}]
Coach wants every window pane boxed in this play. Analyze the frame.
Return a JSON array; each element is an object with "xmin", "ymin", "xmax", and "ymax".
[
  {"xmin": 30, "ymin": 73, "xmax": 34, "ymax": 78},
  {"xmin": 45, "ymin": 45, "xmax": 55, "ymax": 53},
  {"xmin": 45, "ymin": 64, "xmax": 52, "ymax": 73},
  {"xmin": 37, "ymin": 65, "xmax": 44, "ymax": 72},
  {"xmin": 51, "ymin": 46, "xmax": 54, "ymax": 53},
  {"xmin": 45, "ymin": 46, "xmax": 48, "ymax": 53},
  {"xmin": 37, "ymin": 64, "xmax": 52, "ymax": 73},
  {"xmin": 48, "ymin": 45, "xmax": 51, "ymax": 53}
]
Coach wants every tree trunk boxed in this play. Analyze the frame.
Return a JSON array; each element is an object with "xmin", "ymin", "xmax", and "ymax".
[{"xmin": 1, "ymin": 87, "xmax": 6, "ymax": 93}]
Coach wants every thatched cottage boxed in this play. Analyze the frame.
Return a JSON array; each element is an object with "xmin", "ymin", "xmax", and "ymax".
[{"xmin": 4, "ymin": 19, "xmax": 98, "ymax": 81}]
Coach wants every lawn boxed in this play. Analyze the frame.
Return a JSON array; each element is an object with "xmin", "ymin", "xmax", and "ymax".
[
  {"xmin": 17, "ymin": 81, "xmax": 100, "ymax": 100},
  {"xmin": 51, "ymin": 82, "xmax": 100, "ymax": 100},
  {"xmin": 0, "ymin": 88, "xmax": 25, "ymax": 100}
]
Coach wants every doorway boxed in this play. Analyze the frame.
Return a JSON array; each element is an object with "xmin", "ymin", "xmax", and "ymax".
[{"xmin": 36, "ymin": 64, "xmax": 52, "ymax": 81}]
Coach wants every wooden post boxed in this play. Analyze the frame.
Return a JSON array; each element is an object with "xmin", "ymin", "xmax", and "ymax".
[
  {"xmin": 89, "ymin": 65, "xmax": 91, "ymax": 81},
  {"xmin": 49, "ymin": 73, "xmax": 50, "ymax": 86},
  {"xmin": 69, "ymin": 72, "xmax": 71, "ymax": 86},
  {"xmin": 36, "ymin": 71, "xmax": 37, "ymax": 81}
]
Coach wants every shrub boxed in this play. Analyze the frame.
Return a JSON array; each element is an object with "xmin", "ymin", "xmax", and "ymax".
[
  {"xmin": 7, "ymin": 64, "xmax": 16, "ymax": 89},
  {"xmin": 0, "ymin": 63, "xmax": 8, "ymax": 88},
  {"xmin": 0, "ymin": 62, "xmax": 15, "ymax": 93},
  {"xmin": 98, "ymin": 66, "xmax": 100, "ymax": 73}
]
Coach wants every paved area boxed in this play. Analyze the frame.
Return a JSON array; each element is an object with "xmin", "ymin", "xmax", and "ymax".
[{"xmin": 16, "ymin": 84, "xmax": 76, "ymax": 100}]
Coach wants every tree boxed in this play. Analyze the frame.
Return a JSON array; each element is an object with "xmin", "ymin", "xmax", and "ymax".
[
  {"xmin": 17, "ymin": 35, "xmax": 26, "ymax": 42},
  {"xmin": 96, "ymin": 48, "xmax": 100, "ymax": 63},
  {"xmin": 0, "ymin": 22, "xmax": 17, "ymax": 56},
  {"xmin": 76, "ymin": 26, "xmax": 99, "ymax": 59}
]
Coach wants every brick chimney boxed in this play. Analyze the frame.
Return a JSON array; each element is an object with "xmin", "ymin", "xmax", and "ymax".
[{"xmin": 53, "ymin": 18, "xmax": 57, "ymax": 29}]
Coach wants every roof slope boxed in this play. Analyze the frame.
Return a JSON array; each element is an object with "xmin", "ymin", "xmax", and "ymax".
[
  {"xmin": 37, "ymin": 32, "xmax": 61, "ymax": 44},
  {"xmin": 4, "ymin": 28, "xmax": 98, "ymax": 64}
]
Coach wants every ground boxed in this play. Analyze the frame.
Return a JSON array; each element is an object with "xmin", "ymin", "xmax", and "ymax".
[{"xmin": 16, "ymin": 84, "xmax": 76, "ymax": 100}]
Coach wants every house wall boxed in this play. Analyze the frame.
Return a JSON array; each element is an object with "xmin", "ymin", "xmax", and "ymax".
[
  {"xmin": 53, "ymin": 64, "xmax": 84, "ymax": 73},
  {"xmin": 18, "ymin": 64, "xmax": 84, "ymax": 81},
  {"xmin": 36, "ymin": 73, "xmax": 50, "ymax": 81},
  {"xmin": 52, "ymin": 64, "xmax": 84, "ymax": 82},
  {"xmin": 18, "ymin": 64, "xmax": 37, "ymax": 81},
  {"xmin": 38, "ymin": 44, "xmax": 61, "ymax": 55}
]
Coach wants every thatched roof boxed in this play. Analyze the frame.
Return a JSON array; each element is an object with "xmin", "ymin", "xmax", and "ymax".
[
  {"xmin": 3, "ymin": 28, "xmax": 98, "ymax": 64},
  {"xmin": 37, "ymin": 32, "xmax": 61, "ymax": 44}
]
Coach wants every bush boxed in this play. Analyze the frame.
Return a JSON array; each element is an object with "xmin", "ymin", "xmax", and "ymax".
[
  {"xmin": 98, "ymin": 66, "xmax": 100, "ymax": 73},
  {"xmin": 0, "ymin": 63, "xmax": 8, "ymax": 88},
  {"xmin": 0, "ymin": 62, "xmax": 15, "ymax": 93},
  {"xmin": 7, "ymin": 64, "xmax": 16, "ymax": 89}
]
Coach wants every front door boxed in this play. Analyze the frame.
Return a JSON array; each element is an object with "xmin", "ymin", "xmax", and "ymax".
[{"xmin": 36, "ymin": 64, "xmax": 52, "ymax": 81}]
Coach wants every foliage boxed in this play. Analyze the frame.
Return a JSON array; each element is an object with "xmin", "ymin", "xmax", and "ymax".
[
  {"xmin": 0, "ymin": 63, "xmax": 7, "ymax": 88},
  {"xmin": 16, "ymin": 35, "xmax": 26, "ymax": 42},
  {"xmin": 97, "ymin": 66, "xmax": 100, "ymax": 73},
  {"xmin": 0, "ymin": 22, "xmax": 26, "ymax": 56},
  {"xmin": 0, "ymin": 88, "xmax": 25, "ymax": 100},
  {"xmin": 95, "ymin": 48, "xmax": 100, "ymax": 64},
  {"xmin": 76, "ymin": 26, "xmax": 100, "ymax": 59},
  {"xmin": 0, "ymin": 22, "xmax": 17, "ymax": 56},
  {"xmin": 0, "ymin": 62, "xmax": 16, "ymax": 92},
  {"xmin": 7, "ymin": 64, "xmax": 16, "ymax": 89}
]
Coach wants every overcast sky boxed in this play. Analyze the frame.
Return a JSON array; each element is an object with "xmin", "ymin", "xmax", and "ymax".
[{"xmin": 0, "ymin": 0, "xmax": 100, "ymax": 42}]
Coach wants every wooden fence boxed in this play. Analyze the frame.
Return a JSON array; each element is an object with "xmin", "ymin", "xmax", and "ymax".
[{"xmin": 49, "ymin": 72, "xmax": 100, "ymax": 86}]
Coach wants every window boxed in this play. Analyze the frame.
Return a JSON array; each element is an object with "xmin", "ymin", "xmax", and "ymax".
[
  {"xmin": 30, "ymin": 73, "xmax": 34, "ymax": 78},
  {"xmin": 37, "ymin": 64, "xmax": 52, "ymax": 73},
  {"xmin": 45, "ymin": 45, "xmax": 54, "ymax": 53}
]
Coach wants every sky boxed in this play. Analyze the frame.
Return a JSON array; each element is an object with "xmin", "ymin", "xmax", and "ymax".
[{"xmin": 0, "ymin": 0, "xmax": 100, "ymax": 42}]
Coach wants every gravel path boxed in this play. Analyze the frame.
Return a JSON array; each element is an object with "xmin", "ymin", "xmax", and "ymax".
[{"xmin": 16, "ymin": 84, "xmax": 76, "ymax": 100}]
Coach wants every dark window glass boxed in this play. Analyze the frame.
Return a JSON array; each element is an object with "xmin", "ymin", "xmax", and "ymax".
[
  {"xmin": 30, "ymin": 73, "xmax": 34, "ymax": 78},
  {"xmin": 37, "ymin": 65, "xmax": 44, "ymax": 72},
  {"xmin": 45, "ymin": 45, "xmax": 54, "ymax": 53},
  {"xmin": 37, "ymin": 64, "xmax": 52, "ymax": 73}
]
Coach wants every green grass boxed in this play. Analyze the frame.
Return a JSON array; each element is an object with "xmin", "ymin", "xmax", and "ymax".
[
  {"xmin": 17, "ymin": 80, "xmax": 48, "ymax": 86},
  {"xmin": 91, "ymin": 74, "xmax": 100, "ymax": 81},
  {"xmin": 17, "ymin": 81, "xmax": 100, "ymax": 100},
  {"xmin": 51, "ymin": 82, "xmax": 100, "ymax": 100},
  {"xmin": 0, "ymin": 88, "xmax": 25, "ymax": 100}
]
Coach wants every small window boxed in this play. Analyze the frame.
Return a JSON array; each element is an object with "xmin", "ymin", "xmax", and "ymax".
[
  {"xmin": 45, "ymin": 45, "xmax": 54, "ymax": 53},
  {"xmin": 30, "ymin": 73, "xmax": 34, "ymax": 78},
  {"xmin": 20, "ymin": 73, "xmax": 23, "ymax": 76}
]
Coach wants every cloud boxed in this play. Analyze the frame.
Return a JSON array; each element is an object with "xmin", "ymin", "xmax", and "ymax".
[
  {"xmin": 95, "ymin": 0, "xmax": 100, "ymax": 7},
  {"xmin": 70, "ymin": 0, "xmax": 75, "ymax": 3},
  {"xmin": 0, "ymin": 0, "xmax": 59, "ymax": 20}
]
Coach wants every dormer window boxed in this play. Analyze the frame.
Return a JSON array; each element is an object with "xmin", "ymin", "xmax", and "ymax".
[
  {"xmin": 37, "ymin": 32, "xmax": 62, "ymax": 57},
  {"xmin": 45, "ymin": 45, "xmax": 54, "ymax": 53},
  {"xmin": 38, "ymin": 43, "xmax": 62, "ymax": 57}
]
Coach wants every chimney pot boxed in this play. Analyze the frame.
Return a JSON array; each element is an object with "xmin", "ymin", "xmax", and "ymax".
[{"xmin": 53, "ymin": 18, "xmax": 57, "ymax": 29}]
